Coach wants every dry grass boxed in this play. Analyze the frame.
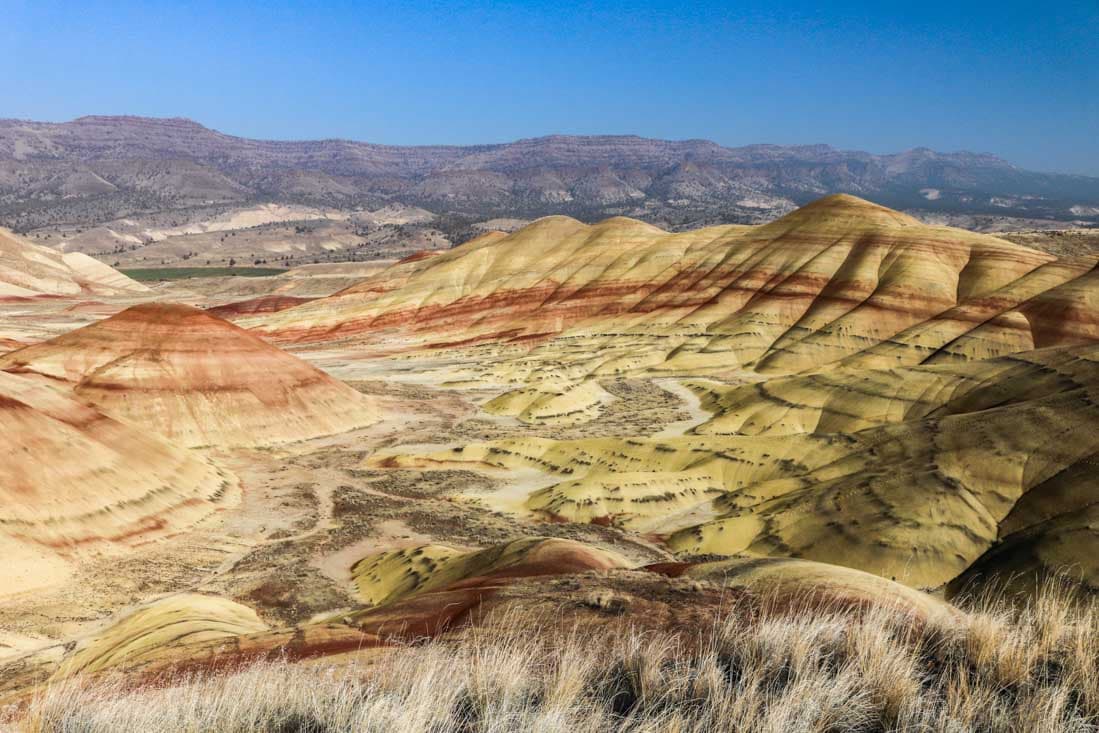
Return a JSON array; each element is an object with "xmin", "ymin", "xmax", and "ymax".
[{"xmin": 10, "ymin": 587, "xmax": 1099, "ymax": 732}]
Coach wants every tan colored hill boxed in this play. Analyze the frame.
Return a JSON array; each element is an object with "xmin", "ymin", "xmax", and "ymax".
[
  {"xmin": 0, "ymin": 302, "xmax": 379, "ymax": 447},
  {"xmin": 254, "ymin": 195, "xmax": 1084, "ymax": 373},
  {"xmin": 55, "ymin": 594, "xmax": 268, "ymax": 678},
  {"xmin": 327, "ymin": 195, "xmax": 1099, "ymax": 594},
  {"xmin": 0, "ymin": 370, "xmax": 234, "ymax": 592},
  {"xmin": 347, "ymin": 538, "xmax": 953, "ymax": 633},
  {"xmin": 350, "ymin": 537, "xmax": 632, "ymax": 607},
  {"xmin": 372, "ymin": 341, "xmax": 1099, "ymax": 590},
  {"xmin": 342, "ymin": 540, "xmax": 955, "ymax": 641},
  {"xmin": 655, "ymin": 556, "xmax": 951, "ymax": 620},
  {"xmin": 249, "ymin": 214, "xmax": 738, "ymax": 347},
  {"xmin": 8, "ymin": 538, "xmax": 949, "ymax": 696},
  {"xmin": 0, "ymin": 228, "xmax": 148, "ymax": 297},
  {"xmin": 250, "ymin": 195, "xmax": 1099, "ymax": 426},
  {"xmin": 205, "ymin": 294, "xmax": 315, "ymax": 319}
]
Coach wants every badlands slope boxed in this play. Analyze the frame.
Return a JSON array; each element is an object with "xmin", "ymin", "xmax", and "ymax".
[
  {"xmin": 0, "ymin": 369, "xmax": 233, "ymax": 591},
  {"xmin": 0, "ymin": 302, "xmax": 378, "ymax": 447},
  {"xmin": 253, "ymin": 194, "xmax": 1099, "ymax": 595},
  {"xmin": 0, "ymin": 228, "xmax": 148, "ymax": 298},
  {"xmin": 254, "ymin": 194, "xmax": 1099, "ymax": 425},
  {"xmin": 5, "ymin": 194, "xmax": 1093, "ymax": 706},
  {"xmin": 20, "ymin": 539, "xmax": 949, "ymax": 693},
  {"xmin": 255, "ymin": 194, "xmax": 1090, "ymax": 368}
]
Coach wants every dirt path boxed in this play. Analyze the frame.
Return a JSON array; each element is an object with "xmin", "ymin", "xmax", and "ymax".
[{"xmin": 653, "ymin": 378, "xmax": 712, "ymax": 437}]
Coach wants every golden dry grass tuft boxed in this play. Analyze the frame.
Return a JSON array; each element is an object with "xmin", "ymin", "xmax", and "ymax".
[{"xmin": 10, "ymin": 586, "xmax": 1099, "ymax": 732}]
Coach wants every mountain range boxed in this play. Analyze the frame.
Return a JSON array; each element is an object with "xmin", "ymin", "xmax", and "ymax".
[{"xmin": 2, "ymin": 115, "xmax": 1098, "ymax": 233}]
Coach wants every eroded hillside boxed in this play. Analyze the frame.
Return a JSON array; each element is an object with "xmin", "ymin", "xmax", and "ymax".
[
  {"xmin": 2, "ymin": 194, "xmax": 1097, "ymax": 708},
  {"xmin": 254, "ymin": 194, "xmax": 1099, "ymax": 596}
]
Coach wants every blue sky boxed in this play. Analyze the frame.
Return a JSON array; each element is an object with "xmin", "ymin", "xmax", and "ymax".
[{"xmin": 2, "ymin": 0, "xmax": 1097, "ymax": 174}]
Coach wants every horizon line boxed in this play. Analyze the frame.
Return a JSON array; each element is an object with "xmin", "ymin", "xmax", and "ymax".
[{"xmin": 0, "ymin": 113, "xmax": 1017, "ymax": 166}]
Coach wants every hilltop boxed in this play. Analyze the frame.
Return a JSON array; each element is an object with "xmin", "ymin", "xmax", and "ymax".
[
  {"xmin": 253, "ymin": 194, "xmax": 1070, "ymax": 366},
  {"xmin": 0, "ymin": 302, "xmax": 379, "ymax": 446},
  {"xmin": 0, "ymin": 227, "xmax": 146, "ymax": 297}
]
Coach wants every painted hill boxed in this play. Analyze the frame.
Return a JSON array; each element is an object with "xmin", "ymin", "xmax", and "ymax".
[
  {"xmin": 334, "ymin": 195, "xmax": 1099, "ymax": 595},
  {"xmin": 254, "ymin": 194, "xmax": 1090, "ymax": 373},
  {"xmin": 350, "ymin": 537, "xmax": 631, "ymax": 607},
  {"xmin": 55, "ymin": 594, "xmax": 268, "ymax": 678},
  {"xmin": 0, "ymin": 370, "xmax": 234, "ymax": 592},
  {"xmin": 205, "ymin": 294, "xmax": 316, "ymax": 319},
  {"xmin": 20, "ymin": 538, "xmax": 949, "ymax": 694},
  {"xmin": 0, "ymin": 227, "xmax": 147, "ymax": 297},
  {"xmin": 372, "ymin": 356, "xmax": 1099, "ymax": 593},
  {"xmin": 0, "ymin": 302, "xmax": 378, "ymax": 447}
]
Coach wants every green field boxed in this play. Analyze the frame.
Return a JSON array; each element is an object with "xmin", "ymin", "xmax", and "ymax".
[{"xmin": 120, "ymin": 267, "xmax": 289, "ymax": 282}]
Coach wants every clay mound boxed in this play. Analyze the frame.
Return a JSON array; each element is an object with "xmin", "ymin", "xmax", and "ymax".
[
  {"xmin": 346, "ymin": 537, "xmax": 951, "ymax": 640},
  {"xmin": 5, "ymin": 596, "xmax": 379, "ymax": 696},
  {"xmin": 351, "ymin": 537, "xmax": 631, "ymax": 607},
  {"xmin": 948, "ymin": 503, "xmax": 1099, "ymax": 600},
  {"xmin": 249, "ymin": 213, "xmax": 733, "ymax": 346},
  {"xmin": 250, "ymin": 195, "xmax": 1085, "ymax": 377},
  {"xmin": 0, "ymin": 302, "xmax": 379, "ymax": 447},
  {"xmin": 482, "ymin": 380, "xmax": 615, "ymax": 427},
  {"xmin": 206, "ymin": 294, "xmax": 316, "ymax": 319},
  {"xmin": 11, "ymin": 544, "xmax": 953, "ymax": 695},
  {"xmin": 652, "ymin": 556, "xmax": 953, "ymax": 622},
  {"xmin": 351, "ymin": 534, "xmax": 948, "ymax": 622},
  {"xmin": 373, "ymin": 343, "xmax": 1099, "ymax": 590},
  {"xmin": 55, "ymin": 594, "xmax": 268, "ymax": 678},
  {"xmin": 0, "ymin": 370, "xmax": 235, "ymax": 591},
  {"xmin": 0, "ymin": 228, "xmax": 148, "ymax": 297},
  {"xmin": 759, "ymin": 192, "xmax": 923, "ymax": 230},
  {"xmin": 690, "ymin": 342, "xmax": 1099, "ymax": 437}
]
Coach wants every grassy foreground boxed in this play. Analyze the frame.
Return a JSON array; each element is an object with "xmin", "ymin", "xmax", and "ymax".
[
  {"xmin": 11, "ymin": 588, "xmax": 1099, "ymax": 732},
  {"xmin": 120, "ymin": 267, "xmax": 289, "ymax": 281}
]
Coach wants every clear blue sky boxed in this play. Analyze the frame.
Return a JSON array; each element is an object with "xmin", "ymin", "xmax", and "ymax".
[{"xmin": 2, "ymin": 0, "xmax": 1097, "ymax": 174}]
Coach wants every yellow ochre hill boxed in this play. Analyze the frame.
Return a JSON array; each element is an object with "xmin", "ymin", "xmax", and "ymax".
[
  {"xmin": 252, "ymin": 194, "xmax": 1089, "ymax": 371},
  {"xmin": 248, "ymin": 194, "xmax": 1099, "ymax": 428},
  {"xmin": 340, "ymin": 195, "xmax": 1099, "ymax": 596}
]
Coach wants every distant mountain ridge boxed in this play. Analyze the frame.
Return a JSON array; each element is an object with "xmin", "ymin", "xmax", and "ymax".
[{"xmin": 1, "ymin": 115, "xmax": 1097, "ymax": 231}]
